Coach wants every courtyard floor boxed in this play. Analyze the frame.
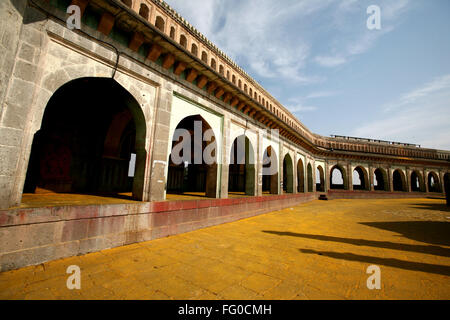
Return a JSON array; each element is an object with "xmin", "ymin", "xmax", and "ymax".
[{"xmin": 1, "ymin": 197, "xmax": 449, "ymax": 299}]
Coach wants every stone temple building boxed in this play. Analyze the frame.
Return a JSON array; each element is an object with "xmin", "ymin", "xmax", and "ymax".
[{"xmin": 0, "ymin": 0, "xmax": 449, "ymax": 271}]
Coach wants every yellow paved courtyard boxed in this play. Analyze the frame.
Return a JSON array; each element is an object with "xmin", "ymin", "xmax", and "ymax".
[{"xmin": 1, "ymin": 198, "xmax": 449, "ymax": 300}]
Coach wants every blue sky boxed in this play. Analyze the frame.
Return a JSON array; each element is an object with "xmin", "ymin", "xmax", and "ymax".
[{"xmin": 164, "ymin": 0, "xmax": 450, "ymax": 150}]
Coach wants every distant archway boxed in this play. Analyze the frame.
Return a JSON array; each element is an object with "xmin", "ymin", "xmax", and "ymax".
[
  {"xmin": 262, "ymin": 146, "xmax": 278, "ymax": 194},
  {"xmin": 139, "ymin": 4, "xmax": 149, "ymax": 20},
  {"xmin": 166, "ymin": 115, "xmax": 217, "ymax": 198},
  {"xmin": 155, "ymin": 16, "xmax": 165, "ymax": 32},
  {"xmin": 307, "ymin": 163, "xmax": 313, "ymax": 192},
  {"xmin": 411, "ymin": 171, "xmax": 424, "ymax": 192},
  {"xmin": 228, "ymin": 135, "xmax": 255, "ymax": 196},
  {"xmin": 297, "ymin": 158, "xmax": 304, "ymax": 192},
  {"xmin": 353, "ymin": 166, "xmax": 369, "ymax": 190},
  {"xmin": 393, "ymin": 169, "xmax": 406, "ymax": 192},
  {"xmin": 428, "ymin": 171, "xmax": 441, "ymax": 192},
  {"xmin": 282, "ymin": 154, "xmax": 293, "ymax": 193},
  {"xmin": 374, "ymin": 168, "xmax": 388, "ymax": 191},
  {"xmin": 316, "ymin": 165, "xmax": 325, "ymax": 192},
  {"xmin": 330, "ymin": 165, "xmax": 347, "ymax": 190}
]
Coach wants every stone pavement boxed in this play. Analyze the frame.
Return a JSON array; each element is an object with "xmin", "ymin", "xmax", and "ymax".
[{"xmin": 1, "ymin": 198, "xmax": 449, "ymax": 299}]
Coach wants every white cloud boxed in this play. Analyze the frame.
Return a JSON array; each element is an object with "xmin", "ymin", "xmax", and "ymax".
[
  {"xmin": 165, "ymin": 0, "xmax": 333, "ymax": 84},
  {"xmin": 352, "ymin": 74, "xmax": 450, "ymax": 150},
  {"xmin": 315, "ymin": 0, "xmax": 409, "ymax": 68},
  {"xmin": 315, "ymin": 55, "xmax": 347, "ymax": 67}
]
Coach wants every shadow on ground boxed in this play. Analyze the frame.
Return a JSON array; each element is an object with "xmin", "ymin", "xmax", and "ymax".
[
  {"xmin": 359, "ymin": 221, "xmax": 450, "ymax": 246},
  {"xmin": 408, "ymin": 201, "xmax": 450, "ymax": 212},
  {"xmin": 262, "ymin": 230, "xmax": 450, "ymax": 257},
  {"xmin": 298, "ymin": 248, "xmax": 450, "ymax": 277}
]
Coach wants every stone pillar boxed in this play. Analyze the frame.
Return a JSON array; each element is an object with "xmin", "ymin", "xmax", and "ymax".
[
  {"xmin": 388, "ymin": 168, "xmax": 393, "ymax": 192},
  {"xmin": 439, "ymin": 171, "xmax": 445, "ymax": 194},
  {"xmin": 147, "ymin": 85, "xmax": 172, "ymax": 202},
  {"xmin": 347, "ymin": 163, "xmax": 353, "ymax": 191},
  {"xmin": 293, "ymin": 153, "xmax": 298, "ymax": 194},
  {"xmin": 312, "ymin": 160, "xmax": 317, "ymax": 193},
  {"xmin": 369, "ymin": 165, "xmax": 375, "ymax": 191},
  {"xmin": 220, "ymin": 115, "xmax": 230, "ymax": 198},
  {"xmin": 424, "ymin": 169, "xmax": 429, "ymax": 193},
  {"xmin": 256, "ymin": 130, "xmax": 263, "ymax": 196},
  {"xmin": 406, "ymin": 168, "xmax": 412, "ymax": 192},
  {"xmin": 324, "ymin": 161, "xmax": 329, "ymax": 193},
  {"xmin": 0, "ymin": 1, "xmax": 46, "ymax": 209}
]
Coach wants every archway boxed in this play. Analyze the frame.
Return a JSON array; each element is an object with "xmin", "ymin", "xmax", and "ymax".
[
  {"xmin": 393, "ymin": 169, "xmax": 406, "ymax": 191},
  {"xmin": 262, "ymin": 146, "xmax": 278, "ymax": 194},
  {"xmin": 166, "ymin": 115, "xmax": 217, "ymax": 198},
  {"xmin": 330, "ymin": 165, "xmax": 347, "ymax": 190},
  {"xmin": 316, "ymin": 165, "xmax": 325, "ymax": 192},
  {"xmin": 297, "ymin": 159, "xmax": 304, "ymax": 192},
  {"xmin": 307, "ymin": 163, "xmax": 313, "ymax": 192},
  {"xmin": 374, "ymin": 168, "xmax": 388, "ymax": 191},
  {"xmin": 282, "ymin": 154, "xmax": 293, "ymax": 193},
  {"xmin": 228, "ymin": 135, "xmax": 255, "ymax": 196},
  {"xmin": 428, "ymin": 171, "xmax": 441, "ymax": 192},
  {"xmin": 353, "ymin": 166, "xmax": 369, "ymax": 190},
  {"xmin": 23, "ymin": 78, "xmax": 147, "ymax": 200},
  {"xmin": 411, "ymin": 171, "xmax": 424, "ymax": 192}
]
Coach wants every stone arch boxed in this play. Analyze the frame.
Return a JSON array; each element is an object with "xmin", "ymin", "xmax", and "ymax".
[
  {"xmin": 353, "ymin": 166, "xmax": 369, "ymax": 190},
  {"xmin": 155, "ymin": 16, "xmax": 165, "ymax": 32},
  {"xmin": 393, "ymin": 169, "xmax": 407, "ymax": 192},
  {"xmin": 411, "ymin": 170, "xmax": 425, "ymax": 192},
  {"xmin": 219, "ymin": 65, "xmax": 224, "ymax": 75},
  {"xmin": 330, "ymin": 164, "xmax": 347, "ymax": 190},
  {"xmin": 297, "ymin": 158, "xmax": 304, "ymax": 192},
  {"xmin": 23, "ymin": 78, "xmax": 148, "ymax": 201},
  {"xmin": 262, "ymin": 146, "xmax": 278, "ymax": 194},
  {"xmin": 191, "ymin": 43, "xmax": 198, "ymax": 56},
  {"xmin": 307, "ymin": 163, "xmax": 313, "ymax": 192},
  {"xmin": 169, "ymin": 26, "xmax": 176, "ymax": 39},
  {"xmin": 179, "ymin": 34, "xmax": 187, "ymax": 48},
  {"xmin": 374, "ymin": 168, "xmax": 388, "ymax": 191},
  {"xmin": 139, "ymin": 3, "xmax": 149, "ymax": 20},
  {"xmin": 316, "ymin": 165, "xmax": 325, "ymax": 192},
  {"xmin": 282, "ymin": 153, "xmax": 294, "ymax": 193},
  {"xmin": 228, "ymin": 135, "xmax": 256, "ymax": 196},
  {"xmin": 428, "ymin": 171, "xmax": 441, "ymax": 192},
  {"xmin": 210, "ymin": 58, "xmax": 216, "ymax": 70},
  {"xmin": 201, "ymin": 51, "xmax": 208, "ymax": 64},
  {"xmin": 166, "ymin": 114, "xmax": 217, "ymax": 198}
]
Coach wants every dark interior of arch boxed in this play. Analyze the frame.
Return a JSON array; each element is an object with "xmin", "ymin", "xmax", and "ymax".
[
  {"xmin": 428, "ymin": 172, "xmax": 441, "ymax": 192},
  {"xmin": 353, "ymin": 167, "xmax": 367, "ymax": 190},
  {"xmin": 316, "ymin": 167, "xmax": 324, "ymax": 192},
  {"xmin": 283, "ymin": 155, "xmax": 293, "ymax": 193},
  {"xmin": 228, "ymin": 136, "xmax": 255, "ymax": 196},
  {"xmin": 262, "ymin": 146, "xmax": 278, "ymax": 194},
  {"xmin": 307, "ymin": 163, "xmax": 313, "ymax": 192},
  {"xmin": 411, "ymin": 171, "xmax": 422, "ymax": 192},
  {"xmin": 297, "ymin": 160, "xmax": 304, "ymax": 192},
  {"xmin": 166, "ymin": 115, "xmax": 217, "ymax": 198},
  {"xmin": 23, "ymin": 78, "xmax": 146, "ymax": 200},
  {"xmin": 393, "ymin": 170, "xmax": 405, "ymax": 191},
  {"xmin": 374, "ymin": 168, "xmax": 387, "ymax": 191}
]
